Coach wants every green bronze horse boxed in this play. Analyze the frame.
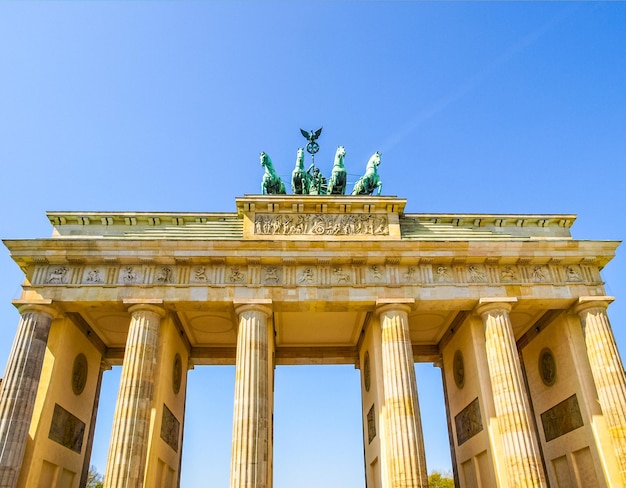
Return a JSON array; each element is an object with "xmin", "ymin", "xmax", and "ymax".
[
  {"xmin": 291, "ymin": 148, "xmax": 311, "ymax": 194},
  {"xmin": 327, "ymin": 145, "xmax": 347, "ymax": 195},
  {"xmin": 352, "ymin": 151, "xmax": 382, "ymax": 196},
  {"xmin": 260, "ymin": 152, "xmax": 286, "ymax": 195}
]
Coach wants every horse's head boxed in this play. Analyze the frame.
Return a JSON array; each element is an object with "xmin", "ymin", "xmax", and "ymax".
[
  {"xmin": 334, "ymin": 146, "xmax": 346, "ymax": 167},
  {"xmin": 260, "ymin": 152, "xmax": 271, "ymax": 169},
  {"xmin": 295, "ymin": 148, "xmax": 305, "ymax": 169},
  {"xmin": 367, "ymin": 151, "xmax": 381, "ymax": 169}
]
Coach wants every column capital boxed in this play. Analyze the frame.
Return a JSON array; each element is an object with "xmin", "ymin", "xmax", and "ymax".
[
  {"xmin": 375, "ymin": 298, "xmax": 414, "ymax": 316},
  {"xmin": 475, "ymin": 297, "xmax": 517, "ymax": 317},
  {"xmin": 100, "ymin": 359, "xmax": 113, "ymax": 372},
  {"xmin": 233, "ymin": 299, "xmax": 273, "ymax": 317},
  {"xmin": 124, "ymin": 299, "xmax": 166, "ymax": 318},
  {"xmin": 573, "ymin": 296, "xmax": 615, "ymax": 315},
  {"xmin": 13, "ymin": 299, "xmax": 59, "ymax": 320},
  {"xmin": 127, "ymin": 304, "xmax": 167, "ymax": 318}
]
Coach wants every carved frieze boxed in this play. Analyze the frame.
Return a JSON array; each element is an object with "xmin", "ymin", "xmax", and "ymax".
[
  {"xmin": 297, "ymin": 266, "xmax": 316, "ymax": 285},
  {"xmin": 34, "ymin": 262, "xmax": 598, "ymax": 288},
  {"xmin": 468, "ymin": 265, "xmax": 487, "ymax": 283},
  {"xmin": 49, "ymin": 404, "xmax": 85, "ymax": 453},
  {"xmin": 120, "ymin": 266, "xmax": 140, "ymax": 284},
  {"xmin": 191, "ymin": 265, "xmax": 210, "ymax": 283},
  {"xmin": 254, "ymin": 213, "xmax": 389, "ymax": 236},
  {"xmin": 156, "ymin": 266, "xmax": 173, "ymax": 283},
  {"xmin": 500, "ymin": 265, "xmax": 518, "ymax": 282},
  {"xmin": 46, "ymin": 266, "xmax": 69, "ymax": 284},
  {"xmin": 263, "ymin": 266, "xmax": 281, "ymax": 284},
  {"xmin": 435, "ymin": 266, "xmax": 453, "ymax": 283},
  {"xmin": 84, "ymin": 268, "xmax": 103, "ymax": 284}
]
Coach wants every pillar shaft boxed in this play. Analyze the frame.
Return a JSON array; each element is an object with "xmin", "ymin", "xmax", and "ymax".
[
  {"xmin": 0, "ymin": 305, "xmax": 55, "ymax": 488},
  {"xmin": 575, "ymin": 298, "xmax": 626, "ymax": 483},
  {"xmin": 104, "ymin": 304, "xmax": 165, "ymax": 488},
  {"xmin": 477, "ymin": 299, "xmax": 546, "ymax": 488},
  {"xmin": 378, "ymin": 303, "xmax": 428, "ymax": 488},
  {"xmin": 230, "ymin": 303, "xmax": 273, "ymax": 488}
]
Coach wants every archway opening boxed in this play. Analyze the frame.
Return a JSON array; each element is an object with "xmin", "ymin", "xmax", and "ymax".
[
  {"xmin": 180, "ymin": 366, "xmax": 235, "ymax": 487},
  {"xmin": 88, "ymin": 366, "xmax": 121, "ymax": 480},
  {"xmin": 414, "ymin": 363, "xmax": 454, "ymax": 478},
  {"xmin": 273, "ymin": 365, "xmax": 364, "ymax": 488}
]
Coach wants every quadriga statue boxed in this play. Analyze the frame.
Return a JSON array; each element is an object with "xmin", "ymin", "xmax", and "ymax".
[
  {"xmin": 327, "ymin": 146, "xmax": 347, "ymax": 195},
  {"xmin": 291, "ymin": 148, "xmax": 311, "ymax": 194},
  {"xmin": 352, "ymin": 151, "xmax": 382, "ymax": 196},
  {"xmin": 260, "ymin": 152, "xmax": 286, "ymax": 195}
]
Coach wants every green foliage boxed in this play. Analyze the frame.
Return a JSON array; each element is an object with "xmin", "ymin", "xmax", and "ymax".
[
  {"xmin": 86, "ymin": 465, "xmax": 104, "ymax": 488},
  {"xmin": 428, "ymin": 470, "xmax": 455, "ymax": 488}
]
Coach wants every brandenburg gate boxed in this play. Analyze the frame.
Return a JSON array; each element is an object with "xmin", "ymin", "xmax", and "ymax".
[{"xmin": 1, "ymin": 194, "xmax": 625, "ymax": 487}]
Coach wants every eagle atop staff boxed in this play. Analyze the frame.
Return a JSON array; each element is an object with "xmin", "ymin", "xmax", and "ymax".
[{"xmin": 300, "ymin": 127, "xmax": 323, "ymax": 143}]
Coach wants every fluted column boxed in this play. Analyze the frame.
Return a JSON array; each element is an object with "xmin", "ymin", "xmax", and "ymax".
[
  {"xmin": 574, "ymin": 296, "xmax": 626, "ymax": 484},
  {"xmin": 476, "ymin": 298, "xmax": 547, "ymax": 488},
  {"xmin": 104, "ymin": 303, "xmax": 165, "ymax": 488},
  {"xmin": 230, "ymin": 301, "xmax": 274, "ymax": 488},
  {"xmin": 377, "ymin": 301, "xmax": 428, "ymax": 488},
  {"xmin": 0, "ymin": 303, "xmax": 56, "ymax": 488}
]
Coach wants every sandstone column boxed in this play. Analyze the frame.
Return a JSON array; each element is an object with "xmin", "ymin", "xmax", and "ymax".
[
  {"xmin": 0, "ymin": 303, "xmax": 56, "ymax": 488},
  {"xmin": 230, "ymin": 301, "xmax": 274, "ymax": 488},
  {"xmin": 574, "ymin": 296, "xmax": 626, "ymax": 484},
  {"xmin": 104, "ymin": 302, "xmax": 166, "ymax": 488},
  {"xmin": 377, "ymin": 300, "xmax": 428, "ymax": 488},
  {"xmin": 476, "ymin": 298, "xmax": 547, "ymax": 488}
]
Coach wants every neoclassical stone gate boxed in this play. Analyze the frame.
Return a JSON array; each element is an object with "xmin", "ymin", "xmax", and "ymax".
[{"xmin": 1, "ymin": 195, "xmax": 625, "ymax": 487}]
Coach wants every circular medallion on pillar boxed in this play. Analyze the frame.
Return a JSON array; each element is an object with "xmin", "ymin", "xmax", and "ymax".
[
  {"xmin": 72, "ymin": 353, "xmax": 88, "ymax": 395},
  {"xmin": 173, "ymin": 353, "xmax": 182, "ymax": 394},
  {"xmin": 453, "ymin": 350, "xmax": 465, "ymax": 389},
  {"xmin": 364, "ymin": 351, "xmax": 371, "ymax": 392},
  {"xmin": 539, "ymin": 348, "xmax": 557, "ymax": 387}
]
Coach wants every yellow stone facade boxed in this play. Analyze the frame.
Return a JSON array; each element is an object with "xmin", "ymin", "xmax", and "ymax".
[{"xmin": 0, "ymin": 195, "xmax": 624, "ymax": 487}]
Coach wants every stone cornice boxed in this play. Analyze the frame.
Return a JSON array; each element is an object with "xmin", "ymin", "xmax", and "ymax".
[{"xmin": 3, "ymin": 237, "xmax": 619, "ymax": 269}]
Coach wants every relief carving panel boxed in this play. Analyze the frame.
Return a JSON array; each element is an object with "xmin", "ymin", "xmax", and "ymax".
[
  {"xmin": 160, "ymin": 403, "xmax": 181, "ymax": 452},
  {"xmin": 49, "ymin": 404, "xmax": 85, "ymax": 453},
  {"xmin": 254, "ymin": 213, "xmax": 389, "ymax": 236},
  {"xmin": 455, "ymin": 397, "xmax": 483, "ymax": 446},
  {"xmin": 367, "ymin": 404, "xmax": 376, "ymax": 443},
  {"xmin": 541, "ymin": 394, "xmax": 584, "ymax": 442}
]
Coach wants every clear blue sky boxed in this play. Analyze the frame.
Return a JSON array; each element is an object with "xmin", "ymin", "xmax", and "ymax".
[{"xmin": 1, "ymin": 2, "xmax": 625, "ymax": 487}]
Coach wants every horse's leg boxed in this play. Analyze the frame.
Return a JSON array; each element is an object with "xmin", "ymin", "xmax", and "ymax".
[{"xmin": 376, "ymin": 181, "xmax": 382, "ymax": 196}]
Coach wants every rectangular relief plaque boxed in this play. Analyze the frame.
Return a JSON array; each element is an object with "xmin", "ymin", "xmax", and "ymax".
[
  {"xmin": 48, "ymin": 403, "xmax": 85, "ymax": 453},
  {"xmin": 160, "ymin": 403, "xmax": 180, "ymax": 452},
  {"xmin": 367, "ymin": 404, "xmax": 376, "ymax": 443},
  {"xmin": 455, "ymin": 397, "xmax": 483, "ymax": 446},
  {"xmin": 541, "ymin": 394, "xmax": 584, "ymax": 442}
]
